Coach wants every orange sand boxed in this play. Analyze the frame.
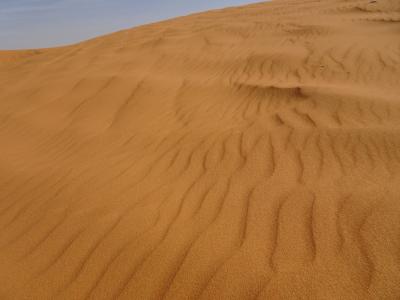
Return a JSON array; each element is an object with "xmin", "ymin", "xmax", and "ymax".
[{"xmin": 1, "ymin": 0, "xmax": 400, "ymax": 299}]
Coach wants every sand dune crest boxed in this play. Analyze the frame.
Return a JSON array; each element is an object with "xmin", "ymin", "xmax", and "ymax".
[{"xmin": 1, "ymin": 0, "xmax": 400, "ymax": 299}]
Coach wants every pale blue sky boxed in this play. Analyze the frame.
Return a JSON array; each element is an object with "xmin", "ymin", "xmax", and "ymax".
[{"xmin": 0, "ymin": 0, "xmax": 258, "ymax": 50}]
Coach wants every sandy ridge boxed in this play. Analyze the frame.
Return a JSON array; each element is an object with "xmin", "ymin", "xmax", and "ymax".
[{"xmin": 1, "ymin": 0, "xmax": 400, "ymax": 299}]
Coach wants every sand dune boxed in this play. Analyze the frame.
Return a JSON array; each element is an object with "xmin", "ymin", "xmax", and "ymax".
[{"xmin": 1, "ymin": 0, "xmax": 400, "ymax": 299}]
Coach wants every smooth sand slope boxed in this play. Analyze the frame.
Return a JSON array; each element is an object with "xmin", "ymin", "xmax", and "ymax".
[{"xmin": 1, "ymin": 0, "xmax": 400, "ymax": 299}]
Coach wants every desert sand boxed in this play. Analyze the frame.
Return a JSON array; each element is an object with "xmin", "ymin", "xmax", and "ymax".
[{"xmin": 0, "ymin": 0, "xmax": 400, "ymax": 299}]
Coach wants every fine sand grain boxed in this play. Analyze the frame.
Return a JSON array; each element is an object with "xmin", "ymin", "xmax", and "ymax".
[{"xmin": 1, "ymin": 0, "xmax": 400, "ymax": 299}]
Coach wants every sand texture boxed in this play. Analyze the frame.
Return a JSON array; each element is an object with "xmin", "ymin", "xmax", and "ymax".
[{"xmin": 1, "ymin": 0, "xmax": 400, "ymax": 299}]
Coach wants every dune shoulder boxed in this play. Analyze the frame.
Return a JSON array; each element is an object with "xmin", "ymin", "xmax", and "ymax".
[{"xmin": 1, "ymin": 0, "xmax": 400, "ymax": 299}]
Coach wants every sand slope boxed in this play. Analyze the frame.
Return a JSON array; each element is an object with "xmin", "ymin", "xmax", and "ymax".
[{"xmin": 1, "ymin": 0, "xmax": 400, "ymax": 299}]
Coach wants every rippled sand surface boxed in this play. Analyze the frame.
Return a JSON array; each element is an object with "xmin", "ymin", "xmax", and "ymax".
[{"xmin": 1, "ymin": 0, "xmax": 400, "ymax": 299}]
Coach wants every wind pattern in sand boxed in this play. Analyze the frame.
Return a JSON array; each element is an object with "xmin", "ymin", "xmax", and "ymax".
[{"xmin": 1, "ymin": 0, "xmax": 400, "ymax": 299}]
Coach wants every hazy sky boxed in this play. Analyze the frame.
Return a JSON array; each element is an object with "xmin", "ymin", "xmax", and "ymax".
[{"xmin": 0, "ymin": 0, "xmax": 258, "ymax": 50}]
